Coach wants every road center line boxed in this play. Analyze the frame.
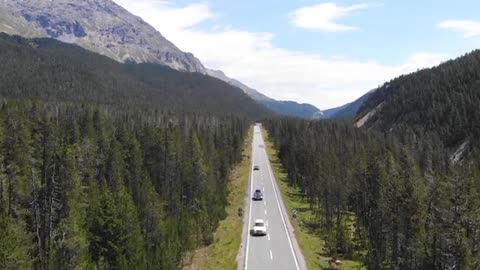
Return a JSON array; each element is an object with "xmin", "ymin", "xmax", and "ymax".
[
  {"xmin": 261, "ymin": 131, "xmax": 301, "ymax": 270},
  {"xmin": 265, "ymin": 209, "xmax": 267, "ymax": 215},
  {"xmin": 270, "ymin": 250, "xmax": 273, "ymax": 260}
]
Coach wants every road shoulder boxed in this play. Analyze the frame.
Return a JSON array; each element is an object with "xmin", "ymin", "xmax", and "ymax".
[{"xmin": 183, "ymin": 127, "xmax": 253, "ymax": 270}]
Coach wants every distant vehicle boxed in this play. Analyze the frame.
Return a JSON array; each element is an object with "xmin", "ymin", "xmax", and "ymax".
[
  {"xmin": 253, "ymin": 165, "xmax": 260, "ymax": 170},
  {"xmin": 252, "ymin": 219, "xmax": 267, "ymax": 236},
  {"xmin": 253, "ymin": 189, "xmax": 263, "ymax": 200}
]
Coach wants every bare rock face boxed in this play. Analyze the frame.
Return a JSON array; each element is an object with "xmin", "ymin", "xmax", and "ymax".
[{"xmin": 0, "ymin": 0, "xmax": 206, "ymax": 73}]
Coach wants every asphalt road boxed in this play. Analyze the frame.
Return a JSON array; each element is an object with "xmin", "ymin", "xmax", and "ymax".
[{"xmin": 244, "ymin": 125, "xmax": 307, "ymax": 270}]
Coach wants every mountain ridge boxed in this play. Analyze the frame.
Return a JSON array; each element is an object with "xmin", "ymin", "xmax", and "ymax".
[
  {"xmin": 207, "ymin": 69, "xmax": 323, "ymax": 118},
  {"xmin": 0, "ymin": 33, "xmax": 271, "ymax": 118},
  {"xmin": 1, "ymin": 0, "xmax": 326, "ymax": 118},
  {"xmin": 355, "ymin": 49, "xmax": 480, "ymax": 152},
  {"xmin": 206, "ymin": 69, "xmax": 271, "ymax": 101},
  {"xmin": 322, "ymin": 90, "xmax": 374, "ymax": 119},
  {"xmin": 0, "ymin": 0, "xmax": 207, "ymax": 73}
]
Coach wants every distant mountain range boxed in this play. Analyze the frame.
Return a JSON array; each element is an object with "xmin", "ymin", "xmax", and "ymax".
[
  {"xmin": 207, "ymin": 69, "xmax": 323, "ymax": 118},
  {"xmin": 321, "ymin": 91, "xmax": 373, "ymax": 119},
  {"xmin": 206, "ymin": 69, "xmax": 271, "ymax": 101},
  {"xmin": 0, "ymin": 0, "xmax": 322, "ymax": 118}
]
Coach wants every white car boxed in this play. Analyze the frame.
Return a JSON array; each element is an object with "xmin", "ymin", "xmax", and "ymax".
[{"xmin": 253, "ymin": 219, "xmax": 267, "ymax": 236}]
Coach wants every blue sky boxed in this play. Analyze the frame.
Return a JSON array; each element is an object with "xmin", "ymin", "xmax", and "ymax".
[
  {"xmin": 114, "ymin": 0, "xmax": 480, "ymax": 109},
  {"xmin": 199, "ymin": 0, "xmax": 480, "ymax": 64}
]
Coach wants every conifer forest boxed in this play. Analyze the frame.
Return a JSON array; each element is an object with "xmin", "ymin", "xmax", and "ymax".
[{"xmin": 0, "ymin": 101, "xmax": 248, "ymax": 269}]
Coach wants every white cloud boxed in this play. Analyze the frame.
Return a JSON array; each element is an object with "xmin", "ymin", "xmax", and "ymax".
[
  {"xmin": 113, "ymin": 0, "xmax": 448, "ymax": 109},
  {"xmin": 289, "ymin": 2, "xmax": 368, "ymax": 32},
  {"xmin": 438, "ymin": 20, "xmax": 480, "ymax": 38},
  {"xmin": 115, "ymin": 0, "xmax": 215, "ymax": 31}
]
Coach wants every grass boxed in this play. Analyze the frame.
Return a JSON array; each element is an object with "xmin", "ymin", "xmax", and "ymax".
[
  {"xmin": 183, "ymin": 127, "xmax": 253, "ymax": 270},
  {"xmin": 261, "ymin": 128, "xmax": 365, "ymax": 270}
]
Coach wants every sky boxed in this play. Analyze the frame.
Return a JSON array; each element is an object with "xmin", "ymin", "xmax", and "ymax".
[{"xmin": 113, "ymin": 0, "xmax": 480, "ymax": 110}]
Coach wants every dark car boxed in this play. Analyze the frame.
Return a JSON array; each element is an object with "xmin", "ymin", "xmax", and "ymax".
[
  {"xmin": 253, "ymin": 165, "xmax": 260, "ymax": 170},
  {"xmin": 253, "ymin": 189, "xmax": 263, "ymax": 200}
]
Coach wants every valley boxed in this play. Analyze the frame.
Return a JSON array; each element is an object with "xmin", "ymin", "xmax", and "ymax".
[{"xmin": 0, "ymin": 1, "xmax": 480, "ymax": 270}]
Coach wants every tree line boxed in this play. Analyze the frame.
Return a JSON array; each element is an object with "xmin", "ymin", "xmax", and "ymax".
[
  {"xmin": 357, "ymin": 49, "xmax": 480, "ymax": 150},
  {"xmin": 0, "ymin": 33, "xmax": 270, "ymax": 119},
  {"xmin": 264, "ymin": 117, "xmax": 480, "ymax": 270},
  {"xmin": 0, "ymin": 100, "xmax": 248, "ymax": 270}
]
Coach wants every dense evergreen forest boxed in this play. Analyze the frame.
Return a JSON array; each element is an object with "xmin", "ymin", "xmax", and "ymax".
[
  {"xmin": 264, "ymin": 50, "xmax": 480, "ymax": 269},
  {"xmin": 357, "ymin": 50, "xmax": 480, "ymax": 149},
  {"xmin": 3, "ymin": 25, "xmax": 480, "ymax": 270},
  {"xmin": 0, "ymin": 33, "xmax": 260, "ymax": 270},
  {"xmin": 0, "ymin": 100, "xmax": 248, "ymax": 269},
  {"xmin": 265, "ymin": 118, "xmax": 480, "ymax": 270},
  {"xmin": 0, "ymin": 33, "xmax": 270, "ymax": 119}
]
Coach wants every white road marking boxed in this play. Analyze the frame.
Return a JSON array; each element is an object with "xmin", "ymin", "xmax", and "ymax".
[
  {"xmin": 261, "ymin": 132, "xmax": 301, "ymax": 270},
  {"xmin": 266, "ymin": 220, "xmax": 269, "ymax": 226},
  {"xmin": 265, "ymin": 210, "xmax": 267, "ymax": 215},
  {"xmin": 244, "ymin": 128, "xmax": 257, "ymax": 270},
  {"xmin": 263, "ymin": 187, "xmax": 265, "ymax": 192},
  {"xmin": 267, "ymin": 234, "xmax": 271, "ymax": 241},
  {"xmin": 270, "ymin": 250, "xmax": 273, "ymax": 260},
  {"xmin": 264, "ymin": 201, "xmax": 266, "ymax": 206}
]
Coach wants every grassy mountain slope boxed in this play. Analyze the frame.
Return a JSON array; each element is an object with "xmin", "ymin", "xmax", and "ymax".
[
  {"xmin": 0, "ymin": 33, "xmax": 271, "ymax": 118},
  {"xmin": 0, "ymin": 8, "xmax": 45, "ymax": 37}
]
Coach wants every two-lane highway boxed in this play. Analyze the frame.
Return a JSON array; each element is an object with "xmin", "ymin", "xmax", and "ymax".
[{"xmin": 244, "ymin": 125, "xmax": 306, "ymax": 270}]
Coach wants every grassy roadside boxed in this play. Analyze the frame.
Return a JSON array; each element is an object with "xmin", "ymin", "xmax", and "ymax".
[
  {"xmin": 261, "ymin": 128, "xmax": 364, "ymax": 270},
  {"xmin": 183, "ymin": 127, "xmax": 253, "ymax": 270}
]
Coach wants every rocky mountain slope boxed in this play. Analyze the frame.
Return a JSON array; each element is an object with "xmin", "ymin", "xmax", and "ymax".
[
  {"xmin": 0, "ymin": 0, "xmax": 206, "ymax": 73},
  {"xmin": 0, "ymin": 6, "xmax": 44, "ymax": 37},
  {"xmin": 207, "ymin": 69, "xmax": 323, "ymax": 118}
]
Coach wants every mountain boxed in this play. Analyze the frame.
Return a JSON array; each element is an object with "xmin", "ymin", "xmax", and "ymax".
[
  {"xmin": 322, "ymin": 91, "xmax": 373, "ymax": 119},
  {"xmin": 0, "ymin": 6, "xmax": 44, "ymax": 37},
  {"xmin": 258, "ymin": 99, "xmax": 323, "ymax": 119},
  {"xmin": 206, "ymin": 69, "xmax": 270, "ymax": 101},
  {"xmin": 355, "ymin": 49, "xmax": 480, "ymax": 151},
  {"xmin": 1, "ymin": 0, "xmax": 324, "ymax": 118},
  {"xmin": 0, "ymin": 0, "xmax": 206, "ymax": 73},
  {"xmin": 207, "ymin": 69, "xmax": 323, "ymax": 119},
  {"xmin": 0, "ymin": 33, "xmax": 270, "ymax": 118},
  {"xmin": 321, "ymin": 104, "xmax": 348, "ymax": 119}
]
